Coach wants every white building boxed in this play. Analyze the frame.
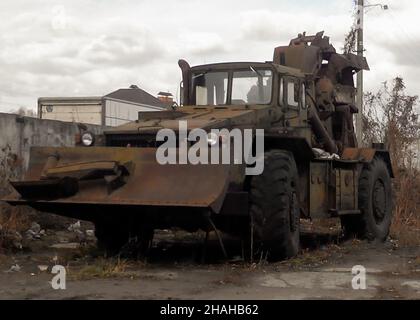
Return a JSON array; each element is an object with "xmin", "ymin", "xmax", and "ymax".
[{"xmin": 38, "ymin": 85, "xmax": 168, "ymax": 126}]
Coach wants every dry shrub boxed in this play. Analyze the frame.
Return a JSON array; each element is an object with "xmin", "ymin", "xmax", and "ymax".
[
  {"xmin": 0, "ymin": 204, "xmax": 31, "ymax": 252},
  {"xmin": 0, "ymin": 144, "xmax": 29, "ymax": 251},
  {"xmin": 364, "ymin": 77, "xmax": 420, "ymax": 246},
  {"xmin": 0, "ymin": 204, "xmax": 31, "ymax": 232},
  {"xmin": 0, "ymin": 144, "xmax": 21, "ymax": 195},
  {"xmin": 391, "ymin": 169, "xmax": 420, "ymax": 246}
]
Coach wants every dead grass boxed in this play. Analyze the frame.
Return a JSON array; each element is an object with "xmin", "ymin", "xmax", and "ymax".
[
  {"xmin": 0, "ymin": 204, "xmax": 30, "ymax": 232},
  {"xmin": 0, "ymin": 145, "xmax": 30, "ymax": 251},
  {"xmin": 0, "ymin": 204, "xmax": 31, "ymax": 252},
  {"xmin": 391, "ymin": 226, "xmax": 420, "ymax": 247},
  {"xmin": 390, "ymin": 169, "xmax": 420, "ymax": 246},
  {"xmin": 214, "ymin": 272, "xmax": 245, "ymax": 286},
  {"xmin": 68, "ymin": 258, "xmax": 132, "ymax": 280},
  {"xmin": 278, "ymin": 244, "xmax": 343, "ymax": 270}
]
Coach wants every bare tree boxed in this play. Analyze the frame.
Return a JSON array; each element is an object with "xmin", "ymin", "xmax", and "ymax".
[
  {"xmin": 343, "ymin": 2, "xmax": 358, "ymax": 55},
  {"xmin": 363, "ymin": 77, "xmax": 420, "ymax": 244},
  {"xmin": 10, "ymin": 106, "xmax": 37, "ymax": 118},
  {"xmin": 343, "ymin": 27, "xmax": 357, "ymax": 54},
  {"xmin": 363, "ymin": 77, "xmax": 420, "ymax": 169}
]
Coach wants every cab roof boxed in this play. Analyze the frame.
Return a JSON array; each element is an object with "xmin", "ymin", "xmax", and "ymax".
[{"xmin": 190, "ymin": 61, "xmax": 305, "ymax": 78}]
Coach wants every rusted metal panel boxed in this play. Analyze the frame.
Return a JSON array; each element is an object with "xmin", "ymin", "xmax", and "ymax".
[
  {"xmin": 6, "ymin": 146, "xmax": 231, "ymax": 213},
  {"xmin": 310, "ymin": 161, "xmax": 359, "ymax": 218},
  {"xmin": 273, "ymin": 45, "xmax": 321, "ymax": 75},
  {"xmin": 45, "ymin": 161, "xmax": 120, "ymax": 178},
  {"xmin": 335, "ymin": 168, "xmax": 358, "ymax": 211},
  {"xmin": 341, "ymin": 148, "xmax": 376, "ymax": 162},
  {"xmin": 138, "ymin": 111, "xmax": 187, "ymax": 121},
  {"xmin": 342, "ymin": 147, "xmax": 394, "ymax": 178},
  {"xmin": 105, "ymin": 106, "xmax": 260, "ymax": 135},
  {"xmin": 309, "ymin": 162, "xmax": 329, "ymax": 218}
]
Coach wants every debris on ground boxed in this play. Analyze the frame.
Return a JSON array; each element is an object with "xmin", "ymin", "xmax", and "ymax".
[
  {"xmin": 37, "ymin": 265, "xmax": 49, "ymax": 272},
  {"xmin": 13, "ymin": 232, "xmax": 23, "ymax": 250},
  {"xmin": 0, "ymin": 230, "xmax": 23, "ymax": 250},
  {"xmin": 86, "ymin": 230, "xmax": 95, "ymax": 238},
  {"xmin": 5, "ymin": 264, "xmax": 21, "ymax": 273},
  {"xmin": 50, "ymin": 243, "xmax": 80, "ymax": 249},
  {"xmin": 25, "ymin": 222, "xmax": 45, "ymax": 240},
  {"xmin": 67, "ymin": 221, "xmax": 88, "ymax": 243},
  {"xmin": 67, "ymin": 221, "xmax": 86, "ymax": 243},
  {"xmin": 68, "ymin": 221, "xmax": 81, "ymax": 233}
]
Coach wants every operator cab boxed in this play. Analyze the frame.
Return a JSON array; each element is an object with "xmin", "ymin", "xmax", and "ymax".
[
  {"xmin": 179, "ymin": 60, "xmax": 307, "ymax": 109},
  {"xmin": 191, "ymin": 62, "xmax": 273, "ymax": 106}
]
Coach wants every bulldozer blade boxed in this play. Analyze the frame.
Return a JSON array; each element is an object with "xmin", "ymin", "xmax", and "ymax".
[{"xmin": 5, "ymin": 147, "xmax": 231, "ymax": 213}]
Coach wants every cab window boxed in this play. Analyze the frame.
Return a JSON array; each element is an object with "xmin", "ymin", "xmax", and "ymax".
[
  {"xmin": 192, "ymin": 72, "xmax": 228, "ymax": 106},
  {"xmin": 301, "ymin": 83, "xmax": 306, "ymax": 108},
  {"xmin": 286, "ymin": 79, "xmax": 300, "ymax": 107},
  {"xmin": 279, "ymin": 78, "xmax": 284, "ymax": 105},
  {"xmin": 231, "ymin": 69, "xmax": 273, "ymax": 105}
]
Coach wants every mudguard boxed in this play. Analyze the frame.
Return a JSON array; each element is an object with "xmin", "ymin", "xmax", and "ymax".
[{"xmin": 341, "ymin": 148, "xmax": 394, "ymax": 178}]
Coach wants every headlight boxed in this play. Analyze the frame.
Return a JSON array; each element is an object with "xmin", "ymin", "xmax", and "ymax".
[
  {"xmin": 81, "ymin": 132, "xmax": 94, "ymax": 147},
  {"xmin": 207, "ymin": 132, "xmax": 219, "ymax": 146}
]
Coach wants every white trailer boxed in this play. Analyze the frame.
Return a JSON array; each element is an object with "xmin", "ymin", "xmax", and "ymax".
[
  {"xmin": 38, "ymin": 97, "xmax": 104, "ymax": 125},
  {"xmin": 38, "ymin": 87, "xmax": 167, "ymax": 126}
]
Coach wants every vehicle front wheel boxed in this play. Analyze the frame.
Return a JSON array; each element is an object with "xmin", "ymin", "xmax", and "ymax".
[{"xmin": 248, "ymin": 150, "xmax": 300, "ymax": 261}]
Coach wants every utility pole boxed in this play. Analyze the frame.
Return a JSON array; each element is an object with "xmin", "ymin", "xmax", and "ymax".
[
  {"xmin": 355, "ymin": 1, "xmax": 388, "ymax": 146},
  {"xmin": 356, "ymin": 0, "xmax": 364, "ymax": 146}
]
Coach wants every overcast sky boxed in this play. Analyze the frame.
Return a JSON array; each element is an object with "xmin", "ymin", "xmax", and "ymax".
[{"xmin": 0, "ymin": 0, "xmax": 419, "ymax": 112}]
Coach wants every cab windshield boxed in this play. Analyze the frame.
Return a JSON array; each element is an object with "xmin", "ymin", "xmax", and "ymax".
[{"xmin": 192, "ymin": 68, "xmax": 273, "ymax": 106}]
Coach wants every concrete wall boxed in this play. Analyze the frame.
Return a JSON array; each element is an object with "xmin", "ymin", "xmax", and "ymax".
[{"xmin": 0, "ymin": 113, "xmax": 104, "ymax": 180}]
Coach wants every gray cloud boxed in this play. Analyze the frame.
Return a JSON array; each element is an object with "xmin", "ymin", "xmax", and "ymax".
[{"xmin": 0, "ymin": 0, "xmax": 419, "ymax": 111}]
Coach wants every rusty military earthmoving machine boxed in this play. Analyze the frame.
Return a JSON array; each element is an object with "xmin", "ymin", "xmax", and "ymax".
[{"xmin": 4, "ymin": 32, "xmax": 393, "ymax": 260}]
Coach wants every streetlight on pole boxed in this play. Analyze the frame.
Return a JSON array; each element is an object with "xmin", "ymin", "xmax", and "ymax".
[{"xmin": 355, "ymin": 1, "xmax": 388, "ymax": 146}]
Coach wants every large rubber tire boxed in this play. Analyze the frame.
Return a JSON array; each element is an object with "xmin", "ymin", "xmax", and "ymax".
[
  {"xmin": 249, "ymin": 150, "xmax": 300, "ymax": 261},
  {"xmin": 341, "ymin": 157, "xmax": 393, "ymax": 242}
]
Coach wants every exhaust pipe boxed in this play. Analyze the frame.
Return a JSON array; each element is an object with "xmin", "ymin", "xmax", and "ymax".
[{"xmin": 178, "ymin": 59, "xmax": 191, "ymax": 106}]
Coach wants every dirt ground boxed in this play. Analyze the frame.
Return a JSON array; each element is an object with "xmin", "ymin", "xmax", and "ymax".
[{"xmin": 0, "ymin": 220, "xmax": 419, "ymax": 300}]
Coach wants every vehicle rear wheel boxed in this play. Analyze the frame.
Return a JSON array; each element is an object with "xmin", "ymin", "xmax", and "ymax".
[
  {"xmin": 248, "ymin": 150, "xmax": 300, "ymax": 261},
  {"xmin": 341, "ymin": 157, "xmax": 393, "ymax": 242}
]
